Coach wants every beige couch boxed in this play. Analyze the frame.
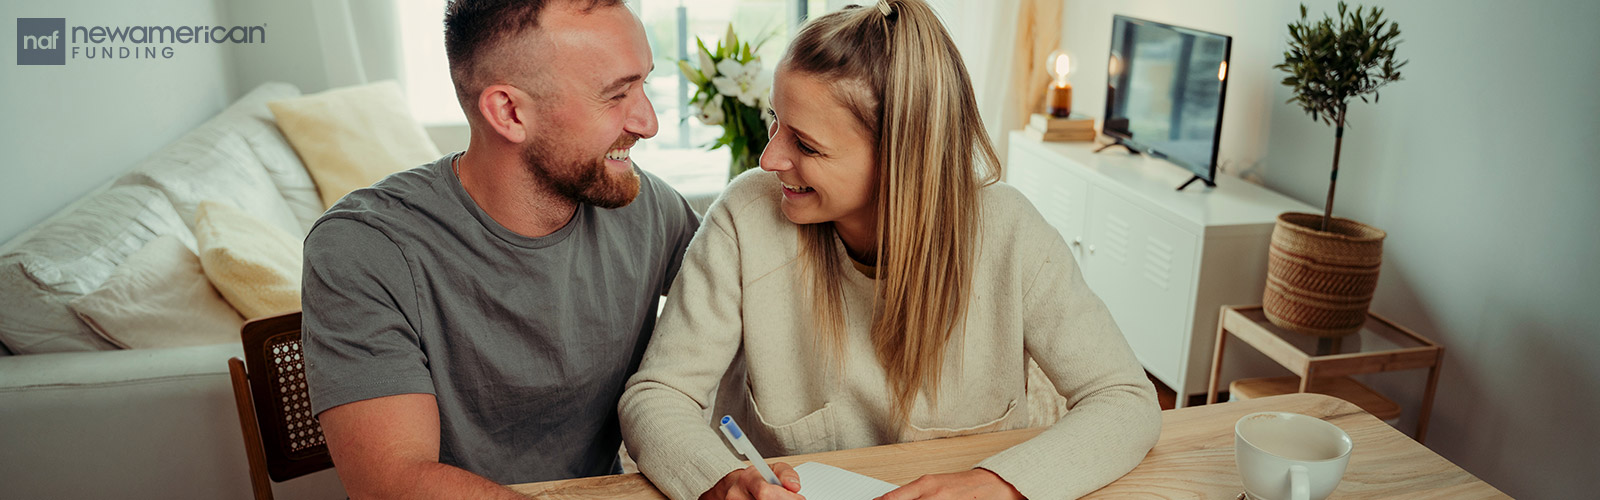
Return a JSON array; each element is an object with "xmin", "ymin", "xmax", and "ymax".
[{"xmin": 0, "ymin": 82, "xmax": 346, "ymax": 499}]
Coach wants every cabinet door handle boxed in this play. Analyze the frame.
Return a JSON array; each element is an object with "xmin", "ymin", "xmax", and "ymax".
[
  {"xmin": 1088, "ymin": 244, "xmax": 1096, "ymax": 254},
  {"xmin": 1071, "ymin": 237, "xmax": 1083, "ymax": 246}
]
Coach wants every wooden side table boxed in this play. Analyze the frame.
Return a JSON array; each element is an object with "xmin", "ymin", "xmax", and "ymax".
[{"xmin": 1205, "ymin": 305, "xmax": 1444, "ymax": 442}]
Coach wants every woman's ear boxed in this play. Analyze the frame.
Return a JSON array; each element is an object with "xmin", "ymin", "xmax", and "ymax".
[{"xmin": 476, "ymin": 84, "xmax": 532, "ymax": 144}]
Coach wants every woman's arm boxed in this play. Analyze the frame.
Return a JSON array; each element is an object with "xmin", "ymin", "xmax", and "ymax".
[
  {"xmin": 618, "ymin": 198, "xmax": 771, "ymax": 500},
  {"xmin": 976, "ymin": 236, "xmax": 1164, "ymax": 499}
]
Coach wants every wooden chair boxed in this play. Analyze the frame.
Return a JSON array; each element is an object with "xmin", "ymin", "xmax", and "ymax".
[{"xmin": 228, "ymin": 312, "xmax": 334, "ymax": 499}]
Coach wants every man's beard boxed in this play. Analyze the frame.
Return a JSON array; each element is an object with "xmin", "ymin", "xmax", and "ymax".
[{"xmin": 522, "ymin": 135, "xmax": 641, "ymax": 209}]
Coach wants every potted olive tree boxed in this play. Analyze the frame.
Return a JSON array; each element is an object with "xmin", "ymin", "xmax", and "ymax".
[{"xmin": 1264, "ymin": 2, "xmax": 1406, "ymax": 339}]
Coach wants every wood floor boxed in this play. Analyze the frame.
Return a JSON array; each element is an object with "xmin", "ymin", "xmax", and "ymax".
[
  {"xmin": 1149, "ymin": 372, "xmax": 1177, "ymax": 410},
  {"xmin": 1147, "ymin": 372, "xmax": 1226, "ymax": 410}
]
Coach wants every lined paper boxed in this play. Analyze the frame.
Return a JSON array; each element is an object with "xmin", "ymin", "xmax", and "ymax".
[{"xmin": 792, "ymin": 462, "xmax": 899, "ymax": 500}]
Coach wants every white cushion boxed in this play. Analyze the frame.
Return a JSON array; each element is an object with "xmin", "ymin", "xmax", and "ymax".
[
  {"xmin": 68, "ymin": 235, "xmax": 244, "ymax": 349},
  {"xmin": 113, "ymin": 82, "xmax": 322, "ymax": 236},
  {"xmin": 210, "ymin": 82, "xmax": 326, "ymax": 234},
  {"xmin": 268, "ymin": 80, "xmax": 442, "ymax": 208},
  {"xmin": 194, "ymin": 201, "xmax": 302, "ymax": 319},
  {"xmin": 0, "ymin": 185, "xmax": 192, "ymax": 354},
  {"xmin": 117, "ymin": 132, "xmax": 303, "ymax": 237}
]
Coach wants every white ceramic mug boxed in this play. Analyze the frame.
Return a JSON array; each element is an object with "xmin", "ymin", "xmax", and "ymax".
[{"xmin": 1234, "ymin": 411, "xmax": 1353, "ymax": 500}]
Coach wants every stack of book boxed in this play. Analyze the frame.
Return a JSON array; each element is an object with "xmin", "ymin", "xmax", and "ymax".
[{"xmin": 1024, "ymin": 113, "xmax": 1096, "ymax": 142}]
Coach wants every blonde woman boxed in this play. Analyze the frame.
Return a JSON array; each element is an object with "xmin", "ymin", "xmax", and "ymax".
[{"xmin": 618, "ymin": 1, "xmax": 1160, "ymax": 498}]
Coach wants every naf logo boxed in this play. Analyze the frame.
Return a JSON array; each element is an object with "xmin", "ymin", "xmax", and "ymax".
[{"xmin": 17, "ymin": 18, "xmax": 66, "ymax": 65}]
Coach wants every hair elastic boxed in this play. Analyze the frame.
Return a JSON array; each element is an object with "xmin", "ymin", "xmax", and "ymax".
[{"xmin": 876, "ymin": 0, "xmax": 893, "ymax": 17}]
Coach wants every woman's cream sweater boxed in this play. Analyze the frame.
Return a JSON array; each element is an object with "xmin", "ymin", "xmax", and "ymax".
[{"xmin": 619, "ymin": 170, "xmax": 1161, "ymax": 500}]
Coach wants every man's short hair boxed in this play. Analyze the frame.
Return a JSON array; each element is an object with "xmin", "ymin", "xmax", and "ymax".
[{"xmin": 444, "ymin": 0, "xmax": 623, "ymax": 119}]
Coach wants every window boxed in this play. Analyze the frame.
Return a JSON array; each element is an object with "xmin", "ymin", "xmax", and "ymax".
[
  {"xmin": 635, "ymin": 0, "xmax": 829, "ymax": 151},
  {"xmin": 397, "ymin": 0, "xmax": 463, "ymax": 126}
]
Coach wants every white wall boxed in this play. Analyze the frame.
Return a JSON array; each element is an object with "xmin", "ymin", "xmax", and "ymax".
[
  {"xmin": 1063, "ymin": 0, "xmax": 1600, "ymax": 498},
  {"xmin": 0, "ymin": 0, "xmax": 240, "ymax": 243},
  {"xmin": 228, "ymin": 0, "xmax": 330, "ymax": 97},
  {"xmin": 229, "ymin": 0, "xmax": 407, "ymax": 100}
]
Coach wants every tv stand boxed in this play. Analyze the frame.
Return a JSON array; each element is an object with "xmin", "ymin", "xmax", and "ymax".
[
  {"xmin": 1006, "ymin": 132, "xmax": 1318, "ymax": 407},
  {"xmin": 1176, "ymin": 174, "xmax": 1216, "ymax": 191},
  {"xmin": 1092, "ymin": 141, "xmax": 1141, "ymax": 155}
]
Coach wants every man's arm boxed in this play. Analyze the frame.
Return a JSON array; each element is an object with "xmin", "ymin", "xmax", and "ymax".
[{"xmin": 319, "ymin": 394, "xmax": 525, "ymax": 500}]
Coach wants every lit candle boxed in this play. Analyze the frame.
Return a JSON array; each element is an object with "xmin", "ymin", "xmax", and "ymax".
[{"xmin": 1047, "ymin": 52, "xmax": 1073, "ymax": 117}]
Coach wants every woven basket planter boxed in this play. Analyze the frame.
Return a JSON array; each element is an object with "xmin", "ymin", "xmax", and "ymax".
[{"xmin": 1263, "ymin": 212, "xmax": 1387, "ymax": 337}]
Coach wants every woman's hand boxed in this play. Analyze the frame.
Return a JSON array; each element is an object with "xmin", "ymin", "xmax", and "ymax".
[
  {"xmin": 700, "ymin": 462, "xmax": 804, "ymax": 500},
  {"xmin": 875, "ymin": 468, "xmax": 1024, "ymax": 500}
]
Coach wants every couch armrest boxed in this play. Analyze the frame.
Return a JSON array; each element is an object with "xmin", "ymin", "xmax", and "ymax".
[
  {"xmin": 0, "ymin": 342, "xmax": 241, "ymax": 389},
  {"xmin": 0, "ymin": 343, "xmax": 344, "ymax": 498}
]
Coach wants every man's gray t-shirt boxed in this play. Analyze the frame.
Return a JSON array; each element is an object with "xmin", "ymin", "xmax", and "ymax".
[{"xmin": 302, "ymin": 153, "xmax": 699, "ymax": 484}]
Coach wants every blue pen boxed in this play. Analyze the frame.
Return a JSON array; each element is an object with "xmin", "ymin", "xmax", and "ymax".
[{"xmin": 719, "ymin": 415, "xmax": 781, "ymax": 485}]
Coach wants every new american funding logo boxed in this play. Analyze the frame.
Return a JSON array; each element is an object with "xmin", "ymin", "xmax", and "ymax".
[{"xmin": 16, "ymin": 17, "xmax": 265, "ymax": 65}]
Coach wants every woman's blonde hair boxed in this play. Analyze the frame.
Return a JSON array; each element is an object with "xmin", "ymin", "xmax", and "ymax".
[{"xmin": 784, "ymin": 0, "xmax": 1001, "ymax": 425}]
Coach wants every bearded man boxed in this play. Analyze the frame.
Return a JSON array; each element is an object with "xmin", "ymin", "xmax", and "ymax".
[{"xmin": 300, "ymin": 1, "xmax": 698, "ymax": 497}]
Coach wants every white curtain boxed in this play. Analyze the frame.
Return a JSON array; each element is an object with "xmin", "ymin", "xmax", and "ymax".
[
  {"xmin": 313, "ymin": 0, "xmax": 407, "ymax": 89},
  {"xmin": 930, "ymin": 0, "xmax": 1027, "ymax": 167}
]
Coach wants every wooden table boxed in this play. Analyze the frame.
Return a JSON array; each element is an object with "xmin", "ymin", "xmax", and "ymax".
[{"xmin": 509, "ymin": 393, "xmax": 1504, "ymax": 499}]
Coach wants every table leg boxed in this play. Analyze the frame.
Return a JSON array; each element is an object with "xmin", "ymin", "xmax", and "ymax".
[
  {"xmin": 1207, "ymin": 310, "xmax": 1229, "ymax": 405},
  {"xmin": 1417, "ymin": 357, "xmax": 1443, "ymax": 444}
]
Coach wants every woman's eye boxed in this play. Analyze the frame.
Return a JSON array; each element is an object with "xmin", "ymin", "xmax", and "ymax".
[{"xmin": 796, "ymin": 140, "xmax": 819, "ymax": 156}]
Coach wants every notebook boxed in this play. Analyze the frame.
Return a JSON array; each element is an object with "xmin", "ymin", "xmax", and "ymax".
[{"xmin": 792, "ymin": 462, "xmax": 899, "ymax": 500}]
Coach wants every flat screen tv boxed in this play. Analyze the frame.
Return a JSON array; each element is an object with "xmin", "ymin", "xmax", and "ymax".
[{"xmin": 1102, "ymin": 15, "xmax": 1232, "ymax": 189}]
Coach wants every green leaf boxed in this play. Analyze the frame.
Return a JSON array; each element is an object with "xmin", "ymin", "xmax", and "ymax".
[{"xmin": 1277, "ymin": 1, "xmax": 1405, "ymax": 127}]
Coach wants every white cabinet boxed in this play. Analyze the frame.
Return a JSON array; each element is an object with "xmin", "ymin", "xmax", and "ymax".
[
  {"xmin": 1007, "ymin": 132, "xmax": 1317, "ymax": 405},
  {"xmin": 1083, "ymin": 188, "xmax": 1197, "ymax": 386},
  {"xmin": 1008, "ymin": 152, "xmax": 1089, "ymax": 259}
]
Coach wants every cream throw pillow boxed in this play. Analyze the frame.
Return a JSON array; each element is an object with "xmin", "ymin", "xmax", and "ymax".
[
  {"xmin": 67, "ymin": 235, "xmax": 245, "ymax": 349},
  {"xmin": 194, "ymin": 201, "xmax": 303, "ymax": 319},
  {"xmin": 268, "ymin": 80, "xmax": 442, "ymax": 207}
]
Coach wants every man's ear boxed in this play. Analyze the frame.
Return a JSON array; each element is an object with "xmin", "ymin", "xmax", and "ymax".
[{"xmin": 477, "ymin": 84, "xmax": 533, "ymax": 144}]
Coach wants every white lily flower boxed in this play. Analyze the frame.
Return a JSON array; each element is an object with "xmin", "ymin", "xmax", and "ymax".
[
  {"xmin": 698, "ymin": 44, "xmax": 717, "ymax": 78},
  {"xmin": 748, "ymin": 72, "xmax": 772, "ymax": 107},
  {"xmin": 712, "ymin": 58, "xmax": 771, "ymax": 107},
  {"xmin": 695, "ymin": 95, "xmax": 725, "ymax": 125},
  {"xmin": 678, "ymin": 60, "xmax": 706, "ymax": 86},
  {"xmin": 715, "ymin": 58, "xmax": 748, "ymax": 81}
]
